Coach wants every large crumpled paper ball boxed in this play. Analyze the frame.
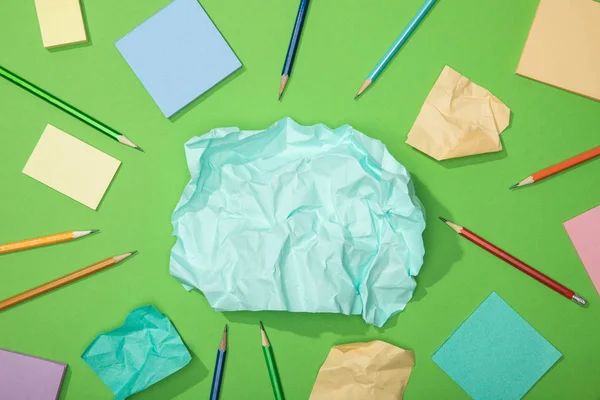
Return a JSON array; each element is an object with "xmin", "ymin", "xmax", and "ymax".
[{"xmin": 170, "ymin": 118, "xmax": 426, "ymax": 327}]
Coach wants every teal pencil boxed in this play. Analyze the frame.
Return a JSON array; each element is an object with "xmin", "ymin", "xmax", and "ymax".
[{"xmin": 355, "ymin": 0, "xmax": 437, "ymax": 98}]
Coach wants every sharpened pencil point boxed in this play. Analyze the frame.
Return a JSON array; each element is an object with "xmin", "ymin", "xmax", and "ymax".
[
  {"xmin": 509, "ymin": 183, "xmax": 519, "ymax": 189},
  {"xmin": 439, "ymin": 217, "xmax": 448, "ymax": 223},
  {"xmin": 135, "ymin": 146, "xmax": 144, "ymax": 153},
  {"xmin": 260, "ymin": 321, "xmax": 265, "ymax": 331},
  {"xmin": 279, "ymin": 76, "xmax": 289, "ymax": 101},
  {"xmin": 90, "ymin": 229, "xmax": 99, "ymax": 234},
  {"xmin": 355, "ymin": 79, "xmax": 372, "ymax": 99},
  {"xmin": 225, "ymin": 324, "xmax": 228, "ymax": 332}
]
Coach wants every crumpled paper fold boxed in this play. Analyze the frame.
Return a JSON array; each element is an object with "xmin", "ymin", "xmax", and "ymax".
[
  {"xmin": 81, "ymin": 305, "xmax": 191, "ymax": 399},
  {"xmin": 170, "ymin": 117, "xmax": 426, "ymax": 327},
  {"xmin": 406, "ymin": 65, "xmax": 511, "ymax": 160},
  {"xmin": 309, "ymin": 340, "xmax": 415, "ymax": 400}
]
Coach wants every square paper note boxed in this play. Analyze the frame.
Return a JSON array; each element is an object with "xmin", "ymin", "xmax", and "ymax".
[
  {"xmin": 564, "ymin": 205, "xmax": 600, "ymax": 295},
  {"xmin": 432, "ymin": 292, "xmax": 561, "ymax": 400},
  {"xmin": 34, "ymin": 0, "xmax": 87, "ymax": 48},
  {"xmin": 116, "ymin": 0, "xmax": 242, "ymax": 118},
  {"xmin": 0, "ymin": 348, "xmax": 67, "ymax": 400},
  {"xmin": 23, "ymin": 124, "xmax": 121, "ymax": 210}
]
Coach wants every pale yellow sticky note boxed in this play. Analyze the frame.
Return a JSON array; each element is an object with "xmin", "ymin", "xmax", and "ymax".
[
  {"xmin": 517, "ymin": 0, "xmax": 600, "ymax": 102},
  {"xmin": 23, "ymin": 124, "xmax": 120, "ymax": 210},
  {"xmin": 406, "ymin": 66, "xmax": 510, "ymax": 161},
  {"xmin": 34, "ymin": 0, "xmax": 88, "ymax": 48},
  {"xmin": 310, "ymin": 341, "xmax": 415, "ymax": 400}
]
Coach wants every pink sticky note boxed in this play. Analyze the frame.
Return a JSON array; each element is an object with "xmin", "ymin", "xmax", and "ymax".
[{"xmin": 564, "ymin": 205, "xmax": 600, "ymax": 296}]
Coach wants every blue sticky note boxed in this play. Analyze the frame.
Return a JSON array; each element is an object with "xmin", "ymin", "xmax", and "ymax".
[
  {"xmin": 432, "ymin": 292, "xmax": 561, "ymax": 400},
  {"xmin": 116, "ymin": 0, "xmax": 241, "ymax": 118}
]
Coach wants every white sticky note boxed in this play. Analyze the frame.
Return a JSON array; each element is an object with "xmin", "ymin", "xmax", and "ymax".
[
  {"xmin": 23, "ymin": 124, "xmax": 120, "ymax": 210},
  {"xmin": 34, "ymin": 0, "xmax": 88, "ymax": 48}
]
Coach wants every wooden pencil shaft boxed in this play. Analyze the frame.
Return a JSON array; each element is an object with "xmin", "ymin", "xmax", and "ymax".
[
  {"xmin": 461, "ymin": 228, "xmax": 574, "ymax": 299},
  {"xmin": 209, "ymin": 350, "xmax": 226, "ymax": 400},
  {"xmin": 0, "ymin": 65, "xmax": 123, "ymax": 141},
  {"xmin": 367, "ymin": 0, "xmax": 437, "ymax": 80},
  {"xmin": 0, "ymin": 231, "xmax": 75, "ymax": 254},
  {"xmin": 533, "ymin": 145, "xmax": 600, "ymax": 182},
  {"xmin": 263, "ymin": 345, "xmax": 285, "ymax": 400},
  {"xmin": 281, "ymin": 0, "xmax": 310, "ymax": 77},
  {"xmin": 0, "ymin": 256, "xmax": 117, "ymax": 311}
]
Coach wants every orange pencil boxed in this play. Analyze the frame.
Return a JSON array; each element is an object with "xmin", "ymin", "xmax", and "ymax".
[
  {"xmin": 0, "ymin": 251, "xmax": 136, "ymax": 312},
  {"xmin": 0, "ymin": 230, "xmax": 98, "ymax": 254},
  {"xmin": 511, "ymin": 145, "xmax": 600, "ymax": 189}
]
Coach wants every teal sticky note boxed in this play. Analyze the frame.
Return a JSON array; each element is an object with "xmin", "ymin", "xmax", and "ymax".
[
  {"xmin": 82, "ymin": 305, "xmax": 191, "ymax": 399},
  {"xmin": 432, "ymin": 292, "xmax": 561, "ymax": 400}
]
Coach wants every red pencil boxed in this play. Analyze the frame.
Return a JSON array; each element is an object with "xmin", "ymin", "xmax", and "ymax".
[
  {"xmin": 440, "ymin": 217, "xmax": 587, "ymax": 306},
  {"xmin": 511, "ymin": 145, "xmax": 600, "ymax": 189}
]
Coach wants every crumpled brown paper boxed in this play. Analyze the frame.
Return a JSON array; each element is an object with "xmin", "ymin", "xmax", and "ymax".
[
  {"xmin": 406, "ymin": 65, "xmax": 510, "ymax": 160},
  {"xmin": 309, "ymin": 341, "xmax": 415, "ymax": 400}
]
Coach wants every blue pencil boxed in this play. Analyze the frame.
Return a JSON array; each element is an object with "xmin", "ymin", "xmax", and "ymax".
[
  {"xmin": 279, "ymin": 0, "xmax": 311, "ymax": 100},
  {"xmin": 209, "ymin": 325, "xmax": 228, "ymax": 400},
  {"xmin": 355, "ymin": 0, "xmax": 437, "ymax": 99}
]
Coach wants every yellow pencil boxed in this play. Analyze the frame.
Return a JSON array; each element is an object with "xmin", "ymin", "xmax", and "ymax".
[{"xmin": 0, "ymin": 230, "xmax": 98, "ymax": 255}]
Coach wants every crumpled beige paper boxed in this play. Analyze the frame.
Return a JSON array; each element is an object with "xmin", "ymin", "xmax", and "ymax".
[
  {"xmin": 309, "ymin": 340, "xmax": 415, "ymax": 400},
  {"xmin": 406, "ymin": 65, "xmax": 511, "ymax": 160}
]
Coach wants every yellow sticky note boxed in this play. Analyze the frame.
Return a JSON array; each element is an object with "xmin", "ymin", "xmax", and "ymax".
[
  {"xmin": 23, "ymin": 124, "xmax": 120, "ymax": 210},
  {"xmin": 34, "ymin": 0, "xmax": 88, "ymax": 48}
]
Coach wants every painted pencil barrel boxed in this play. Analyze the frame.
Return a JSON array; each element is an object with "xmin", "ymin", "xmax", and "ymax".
[
  {"xmin": 534, "ymin": 145, "xmax": 600, "ymax": 181},
  {"xmin": 368, "ymin": 0, "xmax": 437, "ymax": 80},
  {"xmin": 209, "ymin": 350, "xmax": 226, "ymax": 400},
  {"xmin": 0, "ymin": 232, "xmax": 73, "ymax": 254},
  {"xmin": 262, "ymin": 346, "xmax": 285, "ymax": 400},
  {"xmin": 281, "ymin": 0, "xmax": 310, "ymax": 76},
  {"xmin": 0, "ymin": 65, "xmax": 121, "ymax": 140},
  {"xmin": 462, "ymin": 229, "xmax": 575, "ymax": 299}
]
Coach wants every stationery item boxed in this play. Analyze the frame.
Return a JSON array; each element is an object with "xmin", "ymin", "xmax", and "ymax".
[
  {"xmin": 517, "ymin": 0, "xmax": 600, "ymax": 101},
  {"xmin": 432, "ymin": 292, "xmax": 562, "ymax": 400},
  {"xmin": 440, "ymin": 217, "xmax": 587, "ymax": 306},
  {"xmin": 170, "ymin": 118, "xmax": 426, "ymax": 327},
  {"xmin": 310, "ymin": 341, "xmax": 414, "ymax": 400},
  {"xmin": 115, "ymin": 0, "xmax": 242, "ymax": 118},
  {"xmin": 355, "ymin": 0, "xmax": 437, "ymax": 98},
  {"xmin": 260, "ymin": 322, "xmax": 284, "ymax": 400},
  {"xmin": 406, "ymin": 66, "xmax": 511, "ymax": 161},
  {"xmin": 564, "ymin": 205, "xmax": 600, "ymax": 296},
  {"xmin": 0, "ymin": 252, "xmax": 136, "ymax": 312},
  {"xmin": 0, "ymin": 348, "xmax": 67, "ymax": 400},
  {"xmin": 0, "ymin": 66, "xmax": 141, "ymax": 151},
  {"xmin": 82, "ymin": 305, "xmax": 191, "ymax": 400},
  {"xmin": 511, "ymin": 146, "xmax": 600, "ymax": 188},
  {"xmin": 34, "ymin": 0, "xmax": 87, "ymax": 48},
  {"xmin": 279, "ymin": 0, "xmax": 310, "ymax": 100},
  {"xmin": 23, "ymin": 124, "xmax": 121, "ymax": 210},
  {"xmin": 0, "ymin": 230, "xmax": 97, "ymax": 254},
  {"xmin": 209, "ymin": 325, "xmax": 228, "ymax": 400}
]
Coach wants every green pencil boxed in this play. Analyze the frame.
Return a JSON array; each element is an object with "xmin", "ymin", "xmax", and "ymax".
[
  {"xmin": 0, "ymin": 65, "xmax": 142, "ymax": 152},
  {"xmin": 260, "ymin": 322, "xmax": 285, "ymax": 400}
]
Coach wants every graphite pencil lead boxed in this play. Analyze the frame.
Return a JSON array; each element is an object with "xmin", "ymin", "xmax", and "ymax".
[
  {"xmin": 90, "ymin": 229, "xmax": 100, "ymax": 234},
  {"xmin": 260, "ymin": 321, "xmax": 265, "ymax": 331},
  {"xmin": 225, "ymin": 324, "xmax": 228, "ymax": 333},
  {"xmin": 509, "ymin": 183, "xmax": 519, "ymax": 189},
  {"xmin": 438, "ymin": 217, "xmax": 448, "ymax": 223}
]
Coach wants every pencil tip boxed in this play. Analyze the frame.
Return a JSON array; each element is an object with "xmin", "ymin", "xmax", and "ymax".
[
  {"xmin": 355, "ymin": 79, "xmax": 372, "ymax": 100},
  {"xmin": 131, "ymin": 250, "xmax": 138, "ymax": 256},
  {"xmin": 260, "ymin": 321, "xmax": 265, "ymax": 331},
  {"xmin": 509, "ymin": 183, "xmax": 519, "ymax": 189},
  {"xmin": 279, "ymin": 75, "xmax": 289, "ymax": 101},
  {"xmin": 90, "ymin": 229, "xmax": 99, "ymax": 234},
  {"xmin": 439, "ymin": 217, "xmax": 448, "ymax": 223},
  {"xmin": 135, "ymin": 146, "xmax": 144, "ymax": 153},
  {"xmin": 225, "ymin": 324, "xmax": 228, "ymax": 333}
]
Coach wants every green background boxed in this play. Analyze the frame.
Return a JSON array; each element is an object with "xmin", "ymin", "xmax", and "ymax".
[{"xmin": 1, "ymin": 0, "xmax": 599, "ymax": 398}]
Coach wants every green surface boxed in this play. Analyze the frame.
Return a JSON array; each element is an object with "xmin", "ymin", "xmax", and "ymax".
[{"xmin": 0, "ymin": 0, "xmax": 599, "ymax": 398}]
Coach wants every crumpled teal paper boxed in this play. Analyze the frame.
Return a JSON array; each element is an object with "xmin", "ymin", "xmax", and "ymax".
[
  {"xmin": 81, "ymin": 305, "xmax": 191, "ymax": 399},
  {"xmin": 170, "ymin": 118, "xmax": 426, "ymax": 327}
]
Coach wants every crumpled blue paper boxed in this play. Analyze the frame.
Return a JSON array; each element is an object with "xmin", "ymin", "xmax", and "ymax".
[
  {"xmin": 170, "ymin": 118, "xmax": 426, "ymax": 327},
  {"xmin": 81, "ymin": 305, "xmax": 191, "ymax": 399}
]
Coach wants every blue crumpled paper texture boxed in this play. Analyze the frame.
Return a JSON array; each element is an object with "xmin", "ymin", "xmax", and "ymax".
[
  {"xmin": 81, "ymin": 305, "xmax": 191, "ymax": 399},
  {"xmin": 170, "ymin": 118, "xmax": 426, "ymax": 327}
]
